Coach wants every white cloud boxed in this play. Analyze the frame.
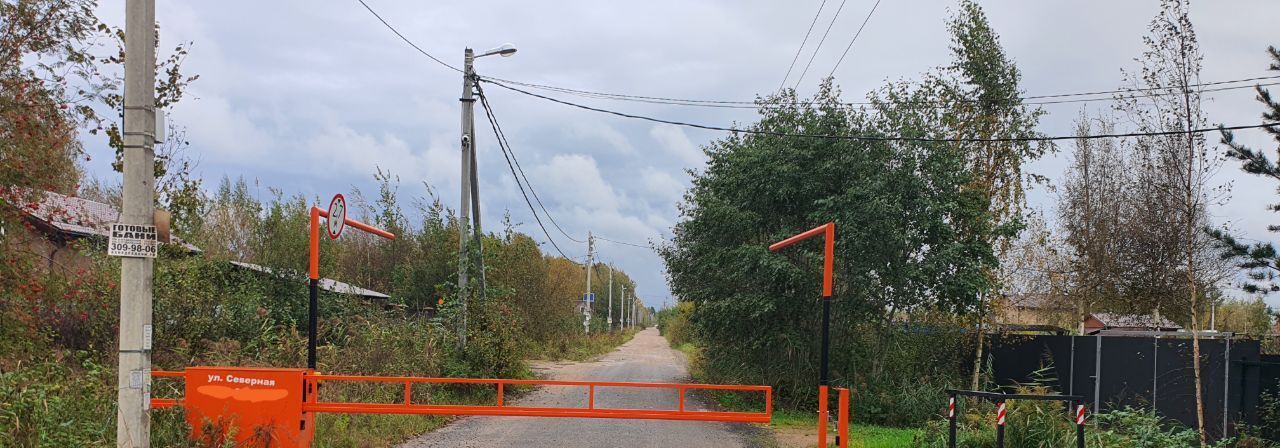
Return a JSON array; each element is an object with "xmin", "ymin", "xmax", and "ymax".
[{"xmin": 649, "ymin": 124, "xmax": 705, "ymax": 168}]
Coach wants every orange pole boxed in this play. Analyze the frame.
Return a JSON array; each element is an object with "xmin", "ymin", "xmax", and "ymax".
[
  {"xmin": 588, "ymin": 385, "xmax": 595, "ymax": 409},
  {"xmin": 818, "ymin": 385, "xmax": 829, "ymax": 448},
  {"xmin": 497, "ymin": 383, "xmax": 505, "ymax": 406},
  {"xmin": 316, "ymin": 209, "xmax": 396, "ymax": 240},
  {"xmin": 309, "ymin": 207, "xmax": 320, "ymax": 280},
  {"xmin": 403, "ymin": 381, "xmax": 412, "ymax": 406},
  {"xmin": 679, "ymin": 387, "xmax": 686, "ymax": 412},
  {"xmin": 838, "ymin": 387, "xmax": 849, "ymax": 448},
  {"xmin": 823, "ymin": 224, "xmax": 834, "ymax": 298}
]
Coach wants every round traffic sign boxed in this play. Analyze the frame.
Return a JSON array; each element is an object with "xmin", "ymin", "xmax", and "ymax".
[{"xmin": 327, "ymin": 194, "xmax": 346, "ymax": 240}]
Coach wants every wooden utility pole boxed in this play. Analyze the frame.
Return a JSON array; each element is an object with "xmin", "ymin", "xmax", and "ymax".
[{"xmin": 118, "ymin": 0, "xmax": 157, "ymax": 445}]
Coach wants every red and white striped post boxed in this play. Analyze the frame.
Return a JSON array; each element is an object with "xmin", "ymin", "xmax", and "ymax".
[
  {"xmin": 995, "ymin": 401, "xmax": 1007, "ymax": 448},
  {"xmin": 1075, "ymin": 401, "xmax": 1086, "ymax": 448},
  {"xmin": 947, "ymin": 394, "xmax": 957, "ymax": 448}
]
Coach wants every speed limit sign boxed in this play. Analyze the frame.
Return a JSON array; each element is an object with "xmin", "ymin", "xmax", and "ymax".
[{"xmin": 327, "ymin": 194, "xmax": 346, "ymax": 240}]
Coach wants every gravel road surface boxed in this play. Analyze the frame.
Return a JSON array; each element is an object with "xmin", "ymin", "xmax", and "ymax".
[{"xmin": 400, "ymin": 328, "xmax": 766, "ymax": 448}]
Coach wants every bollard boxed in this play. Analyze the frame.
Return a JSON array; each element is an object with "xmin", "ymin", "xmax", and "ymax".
[
  {"xmin": 1076, "ymin": 402, "xmax": 1086, "ymax": 448},
  {"xmin": 818, "ymin": 385, "xmax": 828, "ymax": 448},
  {"xmin": 837, "ymin": 387, "xmax": 849, "ymax": 448},
  {"xmin": 947, "ymin": 394, "xmax": 957, "ymax": 448},
  {"xmin": 995, "ymin": 401, "xmax": 1006, "ymax": 448}
]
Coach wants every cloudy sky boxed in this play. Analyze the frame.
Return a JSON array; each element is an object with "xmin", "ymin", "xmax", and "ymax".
[{"xmin": 85, "ymin": 1, "xmax": 1280, "ymax": 309}]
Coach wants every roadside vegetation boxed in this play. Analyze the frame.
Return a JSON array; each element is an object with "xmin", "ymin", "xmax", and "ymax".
[
  {"xmin": 0, "ymin": 2, "xmax": 648, "ymax": 446},
  {"xmin": 659, "ymin": 1, "xmax": 1279, "ymax": 447}
]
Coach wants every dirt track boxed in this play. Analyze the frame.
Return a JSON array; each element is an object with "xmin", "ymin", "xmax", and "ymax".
[{"xmin": 400, "ymin": 328, "xmax": 766, "ymax": 448}]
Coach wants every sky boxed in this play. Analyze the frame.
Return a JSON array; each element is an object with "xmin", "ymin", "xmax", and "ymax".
[{"xmin": 84, "ymin": 0, "xmax": 1280, "ymax": 310}]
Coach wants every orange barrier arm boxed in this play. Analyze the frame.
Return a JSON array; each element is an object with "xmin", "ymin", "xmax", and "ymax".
[
  {"xmin": 768, "ymin": 222, "xmax": 834, "ymax": 297},
  {"xmin": 150, "ymin": 370, "xmax": 185, "ymax": 410},
  {"xmin": 309, "ymin": 206, "xmax": 395, "ymax": 280},
  {"xmin": 305, "ymin": 374, "xmax": 772, "ymax": 423}
]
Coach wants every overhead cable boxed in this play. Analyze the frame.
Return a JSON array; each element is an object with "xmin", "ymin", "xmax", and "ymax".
[
  {"xmin": 778, "ymin": 0, "xmax": 831, "ymax": 91},
  {"xmin": 827, "ymin": 0, "xmax": 882, "ymax": 79},
  {"xmin": 792, "ymin": 0, "xmax": 850, "ymax": 90},
  {"xmin": 481, "ymin": 77, "xmax": 1279, "ymax": 144}
]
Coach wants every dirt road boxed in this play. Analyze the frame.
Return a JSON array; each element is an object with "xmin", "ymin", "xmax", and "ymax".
[{"xmin": 400, "ymin": 328, "xmax": 767, "ymax": 448}]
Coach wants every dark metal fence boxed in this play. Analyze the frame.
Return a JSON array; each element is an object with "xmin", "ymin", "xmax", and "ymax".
[{"xmin": 986, "ymin": 334, "xmax": 1264, "ymax": 439}]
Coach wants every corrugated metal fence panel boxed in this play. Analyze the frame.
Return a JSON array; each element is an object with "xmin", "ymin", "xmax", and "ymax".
[{"xmin": 987, "ymin": 335, "xmax": 1262, "ymax": 440}]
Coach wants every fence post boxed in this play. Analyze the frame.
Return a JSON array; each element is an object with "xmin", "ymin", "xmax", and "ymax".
[
  {"xmin": 818, "ymin": 385, "xmax": 828, "ymax": 448},
  {"xmin": 948, "ymin": 393, "xmax": 957, "ymax": 448},
  {"xmin": 837, "ymin": 388, "xmax": 849, "ymax": 448},
  {"xmin": 995, "ymin": 401, "xmax": 1006, "ymax": 448},
  {"xmin": 1076, "ymin": 401, "xmax": 1086, "ymax": 448}
]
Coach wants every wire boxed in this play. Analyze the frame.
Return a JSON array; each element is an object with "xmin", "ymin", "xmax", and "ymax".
[
  {"xmin": 476, "ymin": 82, "xmax": 587, "ymax": 244},
  {"xmin": 478, "ymin": 86, "xmax": 575, "ymax": 260},
  {"xmin": 479, "ymin": 83, "xmax": 661, "ymax": 251},
  {"xmin": 779, "ymin": 0, "xmax": 830, "ymax": 91},
  {"xmin": 597, "ymin": 235, "xmax": 658, "ymax": 251},
  {"xmin": 827, "ymin": 0, "xmax": 882, "ymax": 79},
  {"xmin": 353, "ymin": 3, "xmax": 1280, "ymax": 110},
  {"xmin": 792, "ymin": 0, "xmax": 849, "ymax": 90},
  {"xmin": 355, "ymin": 0, "xmax": 461, "ymax": 73},
  {"xmin": 497, "ymin": 76, "xmax": 1279, "ymax": 110},
  {"xmin": 482, "ymin": 77, "xmax": 1280, "ymax": 143}
]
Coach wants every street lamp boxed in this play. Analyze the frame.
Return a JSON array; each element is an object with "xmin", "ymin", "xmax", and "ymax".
[
  {"xmin": 457, "ymin": 43, "xmax": 516, "ymax": 350},
  {"xmin": 479, "ymin": 43, "xmax": 517, "ymax": 58}
]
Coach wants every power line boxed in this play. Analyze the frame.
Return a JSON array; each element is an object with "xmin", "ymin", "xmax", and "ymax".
[
  {"xmin": 476, "ymin": 83, "xmax": 587, "ymax": 244},
  {"xmin": 779, "ymin": 0, "xmax": 830, "ymax": 91},
  {"xmin": 792, "ymin": 0, "xmax": 849, "ymax": 90},
  {"xmin": 482, "ymin": 77, "xmax": 1280, "ymax": 143},
  {"xmin": 827, "ymin": 0, "xmax": 882, "ymax": 79},
  {"xmin": 353, "ymin": 0, "xmax": 1280, "ymax": 111},
  {"xmin": 497, "ymin": 76, "xmax": 1279, "ymax": 110},
  {"xmin": 597, "ymin": 235, "xmax": 658, "ymax": 251},
  {"xmin": 355, "ymin": 0, "xmax": 460, "ymax": 73},
  {"xmin": 479, "ymin": 82, "xmax": 662, "ymax": 252},
  {"xmin": 477, "ymin": 85, "xmax": 575, "ymax": 260}
]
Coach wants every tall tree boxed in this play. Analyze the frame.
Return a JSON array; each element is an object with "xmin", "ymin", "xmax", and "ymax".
[
  {"xmin": 1059, "ymin": 114, "xmax": 1128, "ymax": 331},
  {"xmin": 1212, "ymin": 46, "xmax": 1280, "ymax": 294},
  {"xmin": 938, "ymin": 0, "xmax": 1050, "ymax": 389},
  {"xmin": 1115, "ymin": 1, "xmax": 1220, "ymax": 443}
]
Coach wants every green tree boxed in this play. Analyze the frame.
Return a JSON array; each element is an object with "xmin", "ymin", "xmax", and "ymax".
[
  {"xmin": 661, "ymin": 76, "xmax": 998, "ymax": 405},
  {"xmin": 938, "ymin": 0, "xmax": 1051, "ymax": 389},
  {"xmin": 1213, "ymin": 46, "xmax": 1280, "ymax": 294}
]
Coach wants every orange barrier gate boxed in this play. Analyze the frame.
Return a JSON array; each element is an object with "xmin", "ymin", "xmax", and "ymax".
[{"xmin": 151, "ymin": 367, "xmax": 772, "ymax": 447}]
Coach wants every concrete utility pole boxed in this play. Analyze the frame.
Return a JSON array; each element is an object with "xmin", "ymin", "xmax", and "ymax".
[
  {"xmin": 622, "ymin": 284, "xmax": 628, "ymax": 329},
  {"xmin": 118, "ymin": 0, "xmax": 157, "ymax": 445},
  {"xmin": 607, "ymin": 264, "xmax": 614, "ymax": 331},
  {"xmin": 584, "ymin": 232, "xmax": 594, "ymax": 333},
  {"xmin": 457, "ymin": 47, "xmax": 475, "ymax": 350}
]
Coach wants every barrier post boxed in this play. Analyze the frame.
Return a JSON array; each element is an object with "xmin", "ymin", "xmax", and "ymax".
[
  {"xmin": 948, "ymin": 394, "xmax": 957, "ymax": 448},
  {"xmin": 837, "ymin": 387, "xmax": 849, "ymax": 448},
  {"xmin": 1076, "ymin": 401, "xmax": 1086, "ymax": 448},
  {"xmin": 995, "ymin": 401, "xmax": 1006, "ymax": 448},
  {"xmin": 818, "ymin": 385, "xmax": 828, "ymax": 448}
]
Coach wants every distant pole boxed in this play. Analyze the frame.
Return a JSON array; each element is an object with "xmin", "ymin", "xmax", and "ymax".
[
  {"xmin": 608, "ymin": 264, "xmax": 614, "ymax": 331},
  {"xmin": 585, "ymin": 232, "xmax": 594, "ymax": 333},
  {"xmin": 117, "ymin": 0, "xmax": 157, "ymax": 445},
  {"xmin": 457, "ymin": 48, "xmax": 476, "ymax": 350},
  {"xmin": 622, "ymin": 285, "xmax": 628, "ymax": 328}
]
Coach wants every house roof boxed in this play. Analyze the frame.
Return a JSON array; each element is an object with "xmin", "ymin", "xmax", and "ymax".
[
  {"xmin": 229, "ymin": 261, "xmax": 390, "ymax": 300},
  {"xmin": 1006, "ymin": 293, "xmax": 1067, "ymax": 310},
  {"xmin": 1088, "ymin": 312, "xmax": 1182, "ymax": 330},
  {"xmin": 23, "ymin": 190, "xmax": 201, "ymax": 253}
]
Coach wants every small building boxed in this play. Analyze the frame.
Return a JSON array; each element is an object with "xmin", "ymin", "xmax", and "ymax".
[
  {"xmin": 229, "ymin": 261, "xmax": 390, "ymax": 301},
  {"xmin": 11, "ymin": 190, "xmax": 199, "ymax": 275},
  {"xmin": 1083, "ymin": 312, "xmax": 1182, "ymax": 335},
  {"xmin": 997, "ymin": 293, "xmax": 1074, "ymax": 329}
]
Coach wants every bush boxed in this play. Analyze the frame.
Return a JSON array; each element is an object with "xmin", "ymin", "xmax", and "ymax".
[{"xmin": 657, "ymin": 302, "xmax": 694, "ymax": 348}]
